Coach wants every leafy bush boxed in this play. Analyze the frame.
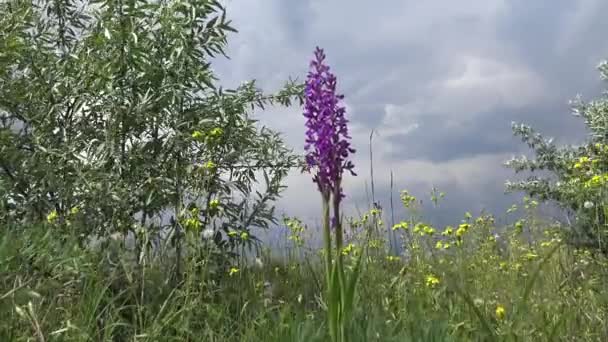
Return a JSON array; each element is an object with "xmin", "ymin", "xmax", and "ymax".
[
  {"xmin": 506, "ymin": 61, "xmax": 608, "ymax": 254},
  {"xmin": 0, "ymin": 0, "xmax": 304, "ymax": 273}
]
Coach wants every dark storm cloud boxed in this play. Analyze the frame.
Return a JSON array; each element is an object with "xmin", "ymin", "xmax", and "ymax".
[
  {"xmin": 495, "ymin": 0, "xmax": 608, "ymax": 97},
  {"xmin": 214, "ymin": 0, "xmax": 606, "ymax": 225},
  {"xmin": 383, "ymin": 102, "xmax": 588, "ymax": 163},
  {"xmin": 384, "ymin": 117, "xmax": 514, "ymax": 163}
]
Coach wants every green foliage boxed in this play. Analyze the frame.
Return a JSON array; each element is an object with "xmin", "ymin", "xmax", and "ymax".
[
  {"xmin": 2, "ymin": 194, "xmax": 608, "ymax": 341},
  {"xmin": 506, "ymin": 61, "xmax": 608, "ymax": 254},
  {"xmin": 0, "ymin": 0, "xmax": 304, "ymax": 266}
]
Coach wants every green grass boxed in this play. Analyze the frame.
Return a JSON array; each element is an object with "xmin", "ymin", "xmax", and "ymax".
[{"xmin": 2, "ymin": 198, "xmax": 608, "ymax": 341}]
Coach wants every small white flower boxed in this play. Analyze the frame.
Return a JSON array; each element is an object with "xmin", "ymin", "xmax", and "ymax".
[
  {"xmin": 255, "ymin": 257, "xmax": 264, "ymax": 268},
  {"xmin": 584, "ymin": 201, "xmax": 595, "ymax": 209},
  {"xmin": 555, "ymin": 181, "xmax": 562, "ymax": 187},
  {"xmin": 202, "ymin": 228, "xmax": 214, "ymax": 239}
]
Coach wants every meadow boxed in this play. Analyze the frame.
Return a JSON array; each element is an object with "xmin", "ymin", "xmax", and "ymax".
[
  {"xmin": 2, "ymin": 191, "xmax": 608, "ymax": 341},
  {"xmin": 2, "ymin": 0, "xmax": 608, "ymax": 341}
]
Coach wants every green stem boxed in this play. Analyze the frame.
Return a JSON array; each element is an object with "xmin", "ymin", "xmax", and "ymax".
[
  {"xmin": 322, "ymin": 194, "xmax": 332, "ymax": 287},
  {"xmin": 322, "ymin": 193, "xmax": 337, "ymax": 341},
  {"xmin": 333, "ymin": 190, "xmax": 347, "ymax": 342}
]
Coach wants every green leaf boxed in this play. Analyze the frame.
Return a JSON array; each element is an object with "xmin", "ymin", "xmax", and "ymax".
[
  {"xmin": 342, "ymin": 249, "xmax": 364, "ymax": 325},
  {"xmin": 328, "ymin": 261, "xmax": 341, "ymax": 342}
]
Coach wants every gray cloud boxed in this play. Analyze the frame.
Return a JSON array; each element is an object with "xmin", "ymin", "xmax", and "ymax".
[{"xmin": 214, "ymin": 0, "xmax": 606, "ymax": 231}]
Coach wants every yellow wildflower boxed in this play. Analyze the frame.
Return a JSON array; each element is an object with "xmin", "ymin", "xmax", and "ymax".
[
  {"xmin": 495, "ymin": 305, "xmax": 506, "ymax": 320},
  {"xmin": 228, "ymin": 267, "xmax": 239, "ymax": 276},
  {"xmin": 392, "ymin": 221, "xmax": 409, "ymax": 231},
  {"xmin": 435, "ymin": 241, "xmax": 444, "ymax": 249},
  {"xmin": 204, "ymin": 161, "xmax": 217, "ymax": 171},
  {"xmin": 400, "ymin": 190, "xmax": 416, "ymax": 207},
  {"xmin": 456, "ymin": 226, "xmax": 467, "ymax": 238},
  {"xmin": 47, "ymin": 210, "xmax": 58, "ymax": 223},
  {"xmin": 209, "ymin": 199, "xmax": 220, "ymax": 210},
  {"xmin": 342, "ymin": 243, "xmax": 355, "ymax": 256},
  {"xmin": 586, "ymin": 175, "xmax": 603, "ymax": 188},
  {"xmin": 442, "ymin": 226, "xmax": 454, "ymax": 236},
  {"xmin": 69, "ymin": 206, "xmax": 80, "ymax": 215},
  {"xmin": 183, "ymin": 218, "xmax": 201, "ymax": 231},
  {"xmin": 425, "ymin": 274, "xmax": 440, "ymax": 288},
  {"xmin": 209, "ymin": 127, "xmax": 224, "ymax": 138},
  {"xmin": 191, "ymin": 130, "xmax": 204, "ymax": 141}
]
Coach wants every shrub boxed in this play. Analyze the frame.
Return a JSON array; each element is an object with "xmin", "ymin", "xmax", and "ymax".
[{"xmin": 506, "ymin": 60, "xmax": 608, "ymax": 254}]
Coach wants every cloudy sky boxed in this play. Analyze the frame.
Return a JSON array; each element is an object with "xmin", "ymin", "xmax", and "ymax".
[{"xmin": 213, "ymin": 0, "xmax": 608, "ymax": 230}]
